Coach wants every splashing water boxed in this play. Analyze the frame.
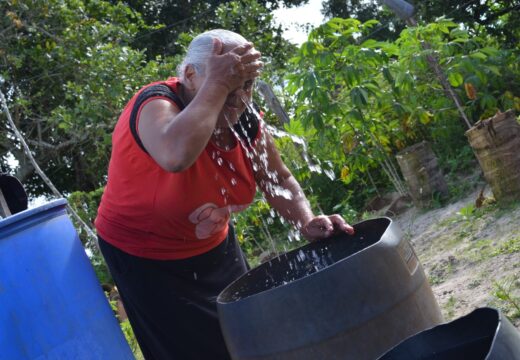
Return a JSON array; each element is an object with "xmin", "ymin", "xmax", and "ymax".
[
  {"xmin": 264, "ymin": 125, "xmax": 322, "ymax": 174},
  {"xmin": 261, "ymin": 216, "xmax": 278, "ymax": 257},
  {"xmin": 218, "ymin": 95, "xmax": 334, "ymax": 258}
]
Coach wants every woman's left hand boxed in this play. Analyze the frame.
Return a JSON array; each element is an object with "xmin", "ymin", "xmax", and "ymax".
[{"xmin": 301, "ymin": 214, "xmax": 355, "ymax": 242}]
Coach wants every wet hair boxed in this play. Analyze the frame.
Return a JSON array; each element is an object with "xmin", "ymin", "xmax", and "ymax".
[{"xmin": 177, "ymin": 29, "xmax": 248, "ymax": 82}]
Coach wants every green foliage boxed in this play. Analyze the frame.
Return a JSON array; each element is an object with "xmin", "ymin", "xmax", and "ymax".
[
  {"xmin": 233, "ymin": 195, "xmax": 295, "ymax": 265},
  {"xmin": 68, "ymin": 188, "xmax": 104, "ymax": 228},
  {"xmin": 413, "ymin": 0, "xmax": 520, "ymax": 49},
  {"xmin": 444, "ymin": 295, "xmax": 457, "ymax": 319},
  {"xmin": 493, "ymin": 277, "xmax": 520, "ymax": 320},
  {"xmin": 2, "ymin": 0, "xmax": 519, "ymax": 268},
  {"xmin": 284, "ymin": 17, "xmax": 520, "ymax": 210},
  {"xmin": 324, "ymin": 0, "xmax": 520, "ymax": 48},
  {"xmin": 117, "ymin": 0, "xmax": 305, "ymax": 59},
  {"xmin": 67, "ymin": 188, "xmax": 110, "ymax": 282},
  {"xmin": 68, "ymin": 187, "xmax": 103, "ymax": 243},
  {"xmin": 172, "ymin": 0, "xmax": 297, "ymax": 90},
  {"xmin": 322, "ymin": 0, "xmax": 405, "ymax": 41},
  {"xmin": 493, "ymin": 236, "xmax": 520, "ymax": 256},
  {"xmin": 1, "ymin": 0, "xmax": 175, "ymax": 194},
  {"xmin": 91, "ymin": 252, "xmax": 112, "ymax": 285},
  {"xmin": 120, "ymin": 319, "xmax": 144, "ymax": 359}
]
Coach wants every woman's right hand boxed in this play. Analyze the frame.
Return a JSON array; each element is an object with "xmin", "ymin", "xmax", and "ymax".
[{"xmin": 205, "ymin": 38, "xmax": 262, "ymax": 92}]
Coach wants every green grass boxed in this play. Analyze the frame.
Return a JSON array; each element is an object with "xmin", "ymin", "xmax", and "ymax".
[
  {"xmin": 492, "ymin": 277, "xmax": 520, "ymax": 321},
  {"xmin": 493, "ymin": 236, "xmax": 520, "ymax": 256},
  {"xmin": 444, "ymin": 295, "xmax": 457, "ymax": 320}
]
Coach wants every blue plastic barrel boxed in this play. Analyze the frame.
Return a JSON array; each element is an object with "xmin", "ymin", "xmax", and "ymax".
[{"xmin": 0, "ymin": 199, "xmax": 133, "ymax": 359}]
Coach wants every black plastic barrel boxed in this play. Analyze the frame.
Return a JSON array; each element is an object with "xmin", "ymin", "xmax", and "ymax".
[
  {"xmin": 217, "ymin": 217, "xmax": 443, "ymax": 360},
  {"xmin": 379, "ymin": 307, "xmax": 520, "ymax": 359}
]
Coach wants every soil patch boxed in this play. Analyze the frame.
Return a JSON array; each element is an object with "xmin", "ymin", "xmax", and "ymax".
[{"xmin": 394, "ymin": 187, "xmax": 520, "ymax": 329}]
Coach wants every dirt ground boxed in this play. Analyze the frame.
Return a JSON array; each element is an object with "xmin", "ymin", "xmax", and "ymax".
[{"xmin": 394, "ymin": 186, "xmax": 520, "ymax": 330}]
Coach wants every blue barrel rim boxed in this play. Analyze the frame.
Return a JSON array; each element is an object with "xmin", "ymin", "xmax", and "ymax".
[
  {"xmin": 217, "ymin": 216, "xmax": 393, "ymax": 305},
  {"xmin": 0, "ymin": 198, "xmax": 68, "ymax": 230}
]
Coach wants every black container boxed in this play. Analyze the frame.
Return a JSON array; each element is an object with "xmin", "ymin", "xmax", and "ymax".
[
  {"xmin": 379, "ymin": 307, "xmax": 520, "ymax": 359},
  {"xmin": 217, "ymin": 218, "xmax": 443, "ymax": 360},
  {"xmin": 0, "ymin": 174, "xmax": 27, "ymax": 216}
]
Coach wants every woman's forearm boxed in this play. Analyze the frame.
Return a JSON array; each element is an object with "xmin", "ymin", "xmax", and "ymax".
[{"xmin": 163, "ymin": 81, "xmax": 229, "ymax": 167}]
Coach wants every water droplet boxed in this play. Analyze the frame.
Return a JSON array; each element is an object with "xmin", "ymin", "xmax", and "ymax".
[
  {"xmin": 231, "ymin": 178, "xmax": 237, "ymax": 186},
  {"xmin": 324, "ymin": 169, "xmax": 335, "ymax": 180},
  {"xmin": 217, "ymin": 157, "xmax": 223, "ymax": 166}
]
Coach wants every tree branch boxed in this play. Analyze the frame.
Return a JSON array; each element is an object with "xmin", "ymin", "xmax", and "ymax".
[
  {"xmin": 27, "ymin": 136, "xmax": 87, "ymax": 150},
  {"xmin": 0, "ymin": 89, "xmax": 98, "ymax": 243}
]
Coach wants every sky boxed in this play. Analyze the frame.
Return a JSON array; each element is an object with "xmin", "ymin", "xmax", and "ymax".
[{"xmin": 273, "ymin": 0, "xmax": 326, "ymax": 45}]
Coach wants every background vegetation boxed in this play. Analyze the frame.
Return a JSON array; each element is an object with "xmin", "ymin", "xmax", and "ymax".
[
  {"xmin": 2, "ymin": 0, "xmax": 519, "ymax": 257},
  {"xmin": 2, "ymin": 0, "xmax": 519, "ymax": 266},
  {"xmin": 2, "ymin": 0, "xmax": 519, "ymax": 354}
]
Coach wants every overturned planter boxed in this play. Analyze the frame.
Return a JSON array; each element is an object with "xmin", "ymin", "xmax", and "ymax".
[
  {"xmin": 217, "ymin": 218, "xmax": 443, "ymax": 360},
  {"xmin": 466, "ymin": 109, "xmax": 520, "ymax": 203},
  {"xmin": 396, "ymin": 141, "xmax": 449, "ymax": 208}
]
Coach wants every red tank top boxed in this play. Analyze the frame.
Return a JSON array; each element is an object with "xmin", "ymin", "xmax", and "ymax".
[{"xmin": 95, "ymin": 78, "xmax": 259, "ymax": 259}]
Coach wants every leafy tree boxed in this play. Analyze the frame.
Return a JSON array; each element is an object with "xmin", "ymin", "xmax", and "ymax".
[
  {"xmin": 286, "ymin": 18, "xmax": 407, "ymax": 196},
  {"xmin": 113, "ymin": 0, "xmax": 307, "ymax": 59},
  {"xmin": 1, "ymin": 0, "xmax": 175, "ymax": 195},
  {"xmin": 284, "ymin": 17, "xmax": 520, "ymax": 209},
  {"xmin": 322, "ymin": 0, "xmax": 520, "ymax": 47},
  {"xmin": 413, "ymin": 0, "xmax": 520, "ymax": 48},
  {"xmin": 322, "ymin": 0, "xmax": 405, "ymax": 41},
  {"xmin": 158, "ymin": 0, "xmax": 298, "ymax": 90}
]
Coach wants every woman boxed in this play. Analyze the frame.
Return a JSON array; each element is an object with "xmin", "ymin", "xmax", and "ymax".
[{"xmin": 95, "ymin": 29, "xmax": 354, "ymax": 359}]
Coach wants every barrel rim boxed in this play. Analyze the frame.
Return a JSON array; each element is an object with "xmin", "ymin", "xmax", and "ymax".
[
  {"xmin": 378, "ymin": 307, "xmax": 500, "ymax": 359},
  {"xmin": 217, "ymin": 217, "xmax": 393, "ymax": 305},
  {"xmin": 0, "ymin": 198, "xmax": 67, "ymax": 230},
  {"xmin": 395, "ymin": 140, "xmax": 431, "ymax": 157},
  {"xmin": 465, "ymin": 109, "xmax": 518, "ymax": 137}
]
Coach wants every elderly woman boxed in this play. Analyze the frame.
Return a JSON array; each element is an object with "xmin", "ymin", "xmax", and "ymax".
[{"xmin": 95, "ymin": 29, "xmax": 354, "ymax": 359}]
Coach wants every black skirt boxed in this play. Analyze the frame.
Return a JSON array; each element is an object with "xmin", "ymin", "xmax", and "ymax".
[{"xmin": 98, "ymin": 223, "xmax": 249, "ymax": 360}]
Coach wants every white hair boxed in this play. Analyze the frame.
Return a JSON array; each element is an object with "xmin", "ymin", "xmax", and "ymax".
[{"xmin": 177, "ymin": 29, "xmax": 249, "ymax": 82}]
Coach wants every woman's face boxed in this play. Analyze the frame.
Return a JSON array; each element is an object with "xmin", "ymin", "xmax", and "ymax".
[
  {"xmin": 216, "ymin": 78, "xmax": 254, "ymax": 127},
  {"xmin": 188, "ymin": 40, "xmax": 256, "ymax": 127}
]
